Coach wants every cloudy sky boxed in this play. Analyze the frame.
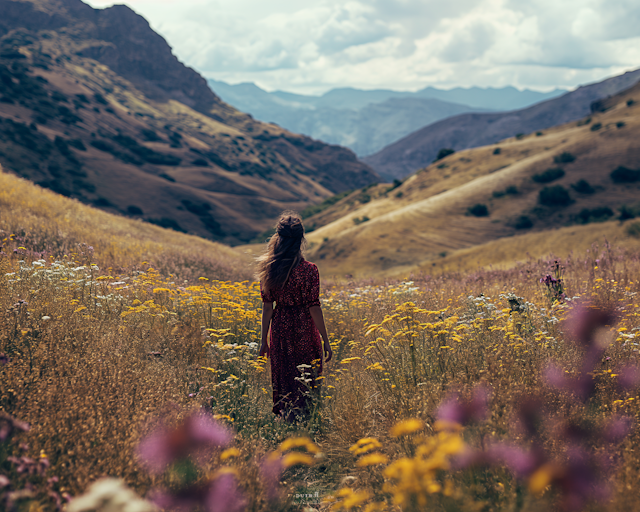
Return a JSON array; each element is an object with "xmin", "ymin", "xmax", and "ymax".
[{"xmin": 86, "ymin": 0, "xmax": 640, "ymax": 95}]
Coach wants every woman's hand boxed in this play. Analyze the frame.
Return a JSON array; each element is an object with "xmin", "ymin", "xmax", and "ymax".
[
  {"xmin": 323, "ymin": 340, "xmax": 332, "ymax": 362},
  {"xmin": 259, "ymin": 341, "xmax": 270, "ymax": 358}
]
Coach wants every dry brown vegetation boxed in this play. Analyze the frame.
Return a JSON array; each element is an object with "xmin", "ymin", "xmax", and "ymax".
[
  {"xmin": 3, "ymin": 169, "xmax": 640, "ymax": 510},
  {"xmin": 305, "ymin": 83, "xmax": 640, "ymax": 279}
]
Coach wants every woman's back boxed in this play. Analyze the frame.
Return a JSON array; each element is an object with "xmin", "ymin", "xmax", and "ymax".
[{"xmin": 261, "ymin": 260, "xmax": 320, "ymax": 309}]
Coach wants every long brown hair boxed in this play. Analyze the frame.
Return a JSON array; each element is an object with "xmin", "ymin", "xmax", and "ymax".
[{"xmin": 256, "ymin": 211, "xmax": 306, "ymax": 293}]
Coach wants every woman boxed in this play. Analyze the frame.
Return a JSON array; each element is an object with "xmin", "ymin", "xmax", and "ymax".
[{"xmin": 256, "ymin": 211, "xmax": 332, "ymax": 421}]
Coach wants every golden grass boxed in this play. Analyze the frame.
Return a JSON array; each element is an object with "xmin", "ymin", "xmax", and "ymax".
[
  {"xmin": 3, "ymin": 188, "xmax": 640, "ymax": 511},
  {"xmin": 0, "ymin": 166, "xmax": 252, "ymax": 281},
  {"xmin": 306, "ymin": 83, "xmax": 640, "ymax": 279}
]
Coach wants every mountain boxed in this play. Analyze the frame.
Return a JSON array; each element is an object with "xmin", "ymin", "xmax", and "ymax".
[
  {"xmin": 0, "ymin": 0, "xmax": 378, "ymax": 245},
  {"xmin": 302, "ymin": 81, "xmax": 640, "ymax": 278},
  {"xmin": 207, "ymin": 80, "xmax": 565, "ymax": 157},
  {"xmin": 363, "ymin": 69, "xmax": 640, "ymax": 180}
]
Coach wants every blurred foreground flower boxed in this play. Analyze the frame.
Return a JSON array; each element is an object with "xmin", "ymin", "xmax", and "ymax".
[
  {"xmin": 136, "ymin": 411, "xmax": 245, "ymax": 512},
  {"xmin": 150, "ymin": 472, "xmax": 245, "ymax": 512},
  {"xmin": 137, "ymin": 411, "xmax": 232, "ymax": 473},
  {"xmin": 0, "ymin": 412, "xmax": 29, "ymax": 442},
  {"xmin": 68, "ymin": 478, "xmax": 157, "ymax": 512}
]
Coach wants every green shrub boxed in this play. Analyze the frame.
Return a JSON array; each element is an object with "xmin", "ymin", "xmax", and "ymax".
[
  {"xmin": 590, "ymin": 122, "xmax": 602, "ymax": 131},
  {"xmin": 493, "ymin": 147, "xmax": 501, "ymax": 155},
  {"xmin": 467, "ymin": 204, "xmax": 489, "ymax": 217},
  {"xmin": 571, "ymin": 179, "xmax": 595, "ymax": 194},
  {"xmin": 515, "ymin": 133, "xmax": 525, "ymax": 140},
  {"xmin": 514, "ymin": 215, "xmax": 533, "ymax": 229},
  {"xmin": 617, "ymin": 122, "xmax": 626, "ymax": 128},
  {"xmin": 536, "ymin": 131, "xmax": 543, "ymax": 136},
  {"xmin": 353, "ymin": 216, "xmax": 370, "ymax": 225},
  {"xmin": 147, "ymin": 217, "xmax": 185, "ymax": 232},
  {"xmin": 532, "ymin": 168, "xmax": 565, "ymax": 183},
  {"xmin": 626, "ymin": 221, "xmax": 640, "ymax": 238},
  {"xmin": 553, "ymin": 152, "xmax": 576, "ymax": 164},
  {"xmin": 627, "ymin": 99, "xmax": 636, "ymax": 107},
  {"xmin": 434, "ymin": 148, "xmax": 455, "ymax": 161},
  {"xmin": 619, "ymin": 205, "xmax": 637, "ymax": 221},
  {"xmin": 611, "ymin": 166, "xmax": 640, "ymax": 183},
  {"xmin": 300, "ymin": 190, "xmax": 351, "ymax": 218},
  {"xmin": 539, "ymin": 185, "xmax": 571, "ymax": 207},
  {"xmin": 577, "ymin": 207, "xmax": 613, "ymax": 224},
  {"xmin": 492, "ymin": 185, "xmax": 518, "ymax": 198}
]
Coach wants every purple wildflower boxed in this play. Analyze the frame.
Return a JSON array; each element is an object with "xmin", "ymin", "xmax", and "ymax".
[
  {"xmin": 150, "ymin": 473, "xmax": 246, "ymax": 512},
  {"xmin": 437, "ymin": 384, "xmax": 491, "ymax": 426},
  {"xmin": 137, "ymin": 412, "xmax": 232, "ymax": 473},
  {"xmin": 0, "ymin": 412, "xmax": 30, "ymax": 442},
  {"xmin": 617, "ymin": 365, "xmax": 640, "ymax": 391},
  {"xmin": 564, "ymin": 303, "xmax": 617, "ymax": 349},
  {"xmin": 259, "ymin": 453, "xmax": 284, "ymax": 502}
]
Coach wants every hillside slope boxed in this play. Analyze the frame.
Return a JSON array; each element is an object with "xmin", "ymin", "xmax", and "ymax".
[
  {"xmin": 364, "ymin": 69, "xmax": 640, "ymax": 180},
  {"xmin": 0, "ymin": 165, "xmax": 252, "ymax": 280},
  {"xmin": 306, "ymin": 82, "xmax": 640, "ymax": 277},
  {"xmin": 0, "ymin": 0, "xmax": 378, "ymax": 245}
]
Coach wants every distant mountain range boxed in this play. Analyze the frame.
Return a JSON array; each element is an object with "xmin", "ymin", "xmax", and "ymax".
[
  {"xmin": 208, "ymin": 80, "xmax": 566, "ymax": 157},
  {"xmin": 0, "ymin": 0, "xmax": 378, "ymax": 244},
  {"xmin": 363, "ymin": 69, "xmax": 640, "ymax": 180}
]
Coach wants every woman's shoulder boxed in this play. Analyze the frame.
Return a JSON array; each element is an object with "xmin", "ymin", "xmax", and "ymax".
[{"xmin": 294, "ymin": 259, "xmax": 318, "ymax": 276}]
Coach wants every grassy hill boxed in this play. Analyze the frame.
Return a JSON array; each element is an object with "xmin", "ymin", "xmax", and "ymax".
[
  {"xmin": 363, "ymin": 68, "xmax": 640, "ymax": 179},
  {"xmin": 0, "ymin": 0, "xmax": 378, "ymax": 245},
  {"xmin": 305, "ymin": 82, "xmax": 640, "ymax": 278},
  {"xmin": 0, "ymin": 165, "xmax": 253, "ymax": 281}
]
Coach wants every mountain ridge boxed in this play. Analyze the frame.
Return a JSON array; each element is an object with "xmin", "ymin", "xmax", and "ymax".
[
  {"xmin": 0, "ymin": 0, "xmax": 378, "ymax": 244},
  {"xmin": 207, "ymin": 79, "xmax": 565, "ymax": 157},
  {"xmin": 363, "ymin": 68, "xmax": 640, "ymax": 180}
]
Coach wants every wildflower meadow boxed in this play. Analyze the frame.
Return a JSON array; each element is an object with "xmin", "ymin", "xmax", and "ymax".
[{"xmin": 2, "ymin": 222, "xmax": 640, "ymax": 511}]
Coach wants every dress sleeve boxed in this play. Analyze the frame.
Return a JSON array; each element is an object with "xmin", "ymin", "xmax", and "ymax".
[
  {"xmin": 260, "ymin": 282, "xmax": 274, "ymax": 303},
  {"xmin": 303, "ymin": 263, "xmax": 321, "ymax": 308}
]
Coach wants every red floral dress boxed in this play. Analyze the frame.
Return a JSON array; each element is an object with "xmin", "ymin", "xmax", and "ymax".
[{"xmin": 261, "ymin": 260, "xmax": 323, "ymax": 417}]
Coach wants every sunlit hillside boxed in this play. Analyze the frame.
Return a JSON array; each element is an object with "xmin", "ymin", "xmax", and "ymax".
[
  {"xmin": 0, "ymin": 166, "xmax": 252, "ymax": 281},
  {"xmin": 0, "ymin": 0, "xmax": 377, "ymax": 245},
  {"xmin": 305, "ymin": 82, "xmax": 640, "ymax": 278}
]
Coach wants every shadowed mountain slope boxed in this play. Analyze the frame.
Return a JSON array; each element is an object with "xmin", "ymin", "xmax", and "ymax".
[
  {"xmin": 304, "ymin": 82, "xmax": 640, "ymax": 278},
  {"xmin": 0, "ymin": 0, "xmax": 378, "ymax": 245},
  {"xmin": 363, "ymin": 69, "xmax": 640, "ymax": 180}
]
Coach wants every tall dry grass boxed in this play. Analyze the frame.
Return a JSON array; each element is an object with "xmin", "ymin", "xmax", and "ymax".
[
  {"xmin": 0, "ymin": 168, "xmax": 252, "ymax": 282},
  {"xmin": 2, "ymin": 172, "xmax": 640, "ymax": 511}
]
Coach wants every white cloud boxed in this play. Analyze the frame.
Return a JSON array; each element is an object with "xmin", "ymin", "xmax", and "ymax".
[{"xmin": 85, "ymin": 0, "xmax": 640, "ymax": 94}]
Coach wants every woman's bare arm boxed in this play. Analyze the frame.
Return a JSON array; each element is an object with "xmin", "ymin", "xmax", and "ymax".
[
  {"xmin": 259, "ymin": 302, "xmax": 273, "ymax": 357},
  {"xmin": 309, "ymin": 305, "xmax": 332, "ymax": 362}
]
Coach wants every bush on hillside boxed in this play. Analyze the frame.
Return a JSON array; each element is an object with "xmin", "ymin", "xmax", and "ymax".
[
  {"xmin": 539, "ymin": 185, "xmax": 572, "ymax": 207},
  {"xmin": 514, "ymin": 215, "xmax": 533, "ymax": 229},
  {"xmin": 610, "ymin": 166, "xmax": 640, "ymax": 184},
  {"xmin": 532, "ymin": 168, "xmax": 565, "ymax": 184},
  {"xmin": 553, "ymin": 152, "xmax": 576, "ymax": 164},
  {"xmin": 627, "ymin": 221, "xmax": 640, "ymax": 238},
  {"xmin": 467, "ymin": 204, "xmax": 489, "ymax": 217},
  {"xmin": 571, "ymin": 179, "xmax": 595, "ymax": 194},
  {"xmin": 590, "ymin": 122, "xmax": 602, "ymax": 131},
  {"xmin": 576, "ymin": 207, "xmax": 613, "ymax": 224},
  {"xmin": 434, "ymin": 148, "xmax": 455, "ymax": 161},
  {"xmin": 147, "ymin": 217, "xmax": 186, "ymax": 233},
  {"xmin": 493, "ymin": 147, "xmax": 501, "ymax": 155},
  {"xmin": 492, "ymin": 185, "xmax": 518, "ymax": 198}
]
